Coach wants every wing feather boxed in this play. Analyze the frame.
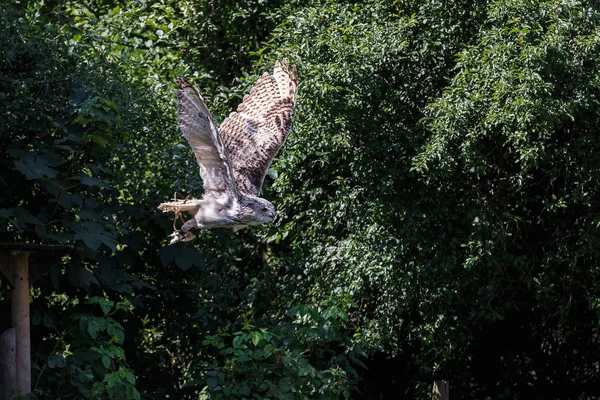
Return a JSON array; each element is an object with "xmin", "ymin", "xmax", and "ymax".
[
  {"xmin": 219, "ymin": 60, "xmax": 298, "ymax": 196},
  {"xmin": 176, "ymin": 78, "xmax": 238, "ymax": 198}
]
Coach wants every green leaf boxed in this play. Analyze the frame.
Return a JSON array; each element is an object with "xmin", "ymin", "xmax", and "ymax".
[
  {"xmin": 48, "ymin": 354, "xmax": 66, "ymax": 368},
  {"xmin": 66, "ymin": 266, "xmax": 98, "ymax": 287},
  {"xmin": 107, "ymin": 321, "xmax": 125, "ymax": 344},
  {"xmin": 74, "ymin": 221, "xmax": 117, "ymax": 250},
  {"xmin": 86, "ymin": 318, "xmax": 106, "ymax": 338},
  {"xmin": 107, "ymin": 372, "xmax": 118, "ymax": 388},
  {"xmin": 43, "ymin": 313, "xmax": 55, "ymax": 329},
  {"xmin": 94, "ymin": 297, "xmax": 114, "ymax": 315},
  {"xmin": 250, "ymin": 331, "xmax": 261, "ymax": 346},
  {"xmin": 124, "ymin": 371, "xmax": 136, "ymax": 385},
  {"xmin": 72, "ymin": 348, "xmax": 102, "ymax": 362},
  {"xmin": 80, "ymin": 176, "xmax": 109, "ymax": 188},
  {"xmin": 232, "ymin": 335, "xmax": 246, "ymax": 349},
  {"xmin": 88, "ymin": 134, "xmax": 109, "ymax": 147},
  {"xmin": 174, "ymin": 247, "xmax": 206, "ymax": 271},
  {"xmin": 12, "ymin": 153, "xmax": 58, "ymax": 180}
]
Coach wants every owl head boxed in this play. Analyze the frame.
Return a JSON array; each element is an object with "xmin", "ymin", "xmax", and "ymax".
[{"xmin": 240, "ymin": 197, "xmax": 276, "ymax": 224}]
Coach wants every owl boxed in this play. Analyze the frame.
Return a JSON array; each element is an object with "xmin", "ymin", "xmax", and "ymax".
[{"xmin": 159, "ymin": 60, "xmax": 298, "ymax": 244}]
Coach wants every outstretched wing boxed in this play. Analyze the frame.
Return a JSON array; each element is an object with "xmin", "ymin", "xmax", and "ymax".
[
  {"xmin": 219, "ymin": 60, "xmax": 298, "ymax": 196},
  {"xmin": 176, "ymin": 78, "xmax": 238, "ymax": 199}
]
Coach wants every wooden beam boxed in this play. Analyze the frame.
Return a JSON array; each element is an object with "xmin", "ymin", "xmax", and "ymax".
[
  {"xmin": 0, "ymin": 328, "xmax": 16, "ymax": 400},
  {"xmin": 432, "ymin": 380, "xmax": 449, "ymax": 400},
  {"xmin": 0, "ymin": 243, "xmax": 76, "ymax": 288},
  {"xmin": 11, "ymin": 253, "xmax": 30, "ymax": 396}
]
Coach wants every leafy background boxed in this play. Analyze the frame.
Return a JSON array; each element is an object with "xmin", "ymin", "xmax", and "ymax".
[{"xmin": 1, "ymin": 0, "xmax": 599, "ymax": 398}]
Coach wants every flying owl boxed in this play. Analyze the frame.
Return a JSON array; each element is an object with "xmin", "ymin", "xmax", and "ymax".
[{"xmin": 158, "ymin": 60, "xmax": 298, "ymax": 244}]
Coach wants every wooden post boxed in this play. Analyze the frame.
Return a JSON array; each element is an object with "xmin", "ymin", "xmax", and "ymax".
[
  {"xmin": 0, "ymin": 243, "xmax": 74, "ymax": 397},
  {"xmin": 0, "ymin": 328, "xmax": 16, "ymax": 400},
  {"xmin": 10, "ymin": 252, "xmax": 30, "ymax": 396},
  {"xmin": 432, "ymin": 380, "xmax": 449, "ymax": 400}
]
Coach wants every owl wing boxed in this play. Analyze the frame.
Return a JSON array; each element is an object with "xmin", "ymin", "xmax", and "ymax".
[
  {"xmin": 176, "ymin": 78, "xmax": 238, "ymax": 199},
  {"xmin": 218, "ymin": 60, "xmax": 298, "ymax": 196}
]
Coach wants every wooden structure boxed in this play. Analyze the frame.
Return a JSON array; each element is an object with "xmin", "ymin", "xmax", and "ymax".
[
  {"xmin": 0, "ymin": 243, "xmax": 73, "ymax": 400},
  {"xmin": 432, "ymin": 380, "xmax": 449, "ymax": 400},
  {"xmin": 0, "ymin": 329, "xmax": 15, "ymax": 400}
]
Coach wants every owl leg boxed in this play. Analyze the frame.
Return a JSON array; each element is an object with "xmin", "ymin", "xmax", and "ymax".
[
  {"xmin": 181, "ymin": 218, "xmax": 200, "ymax": 242},
  {"xmin": 173, "ymin": 213, "xmax": 182, "ymax": 231},
  {"xmin": 168, "ymin": 219, "xmax": 197, "ymax": 245},
  {"xmin": 181, "ymin": 218, "xmax": 198, "ymax": 232},
  {"xmin": 167, "ymin": 218, "xmax": 204, "ymax": 244}
]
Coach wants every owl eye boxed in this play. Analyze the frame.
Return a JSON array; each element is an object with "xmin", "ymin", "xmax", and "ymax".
[{"xmin": 261, "ymin": 207, "xmax": 268, "ymax": 212}]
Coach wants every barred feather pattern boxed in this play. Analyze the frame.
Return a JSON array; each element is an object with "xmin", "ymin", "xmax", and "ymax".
[{"xmin": 219, "ymin": 60, "xmax": 298, "ymax": 196}]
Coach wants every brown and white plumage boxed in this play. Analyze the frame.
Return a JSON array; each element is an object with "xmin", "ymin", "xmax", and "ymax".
[{"xmin": 158, "ymin": 60, "xmax": 298, "ymax": 244}]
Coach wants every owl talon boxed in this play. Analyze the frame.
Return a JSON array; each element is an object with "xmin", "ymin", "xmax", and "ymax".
[{"xmin": 168, "ymin": 231, "xmax": 184, "ymax": 245}]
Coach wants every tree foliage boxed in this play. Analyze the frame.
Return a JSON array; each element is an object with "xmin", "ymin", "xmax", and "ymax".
[{"xmin": 1, "ymin": 0, "xmax": 600, "ymax": 399}]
